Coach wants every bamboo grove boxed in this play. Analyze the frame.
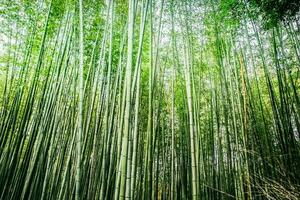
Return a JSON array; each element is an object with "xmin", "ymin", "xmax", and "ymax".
[{"xmin": 0, "ymin": 0, "xmax": 299, "ymax": 199}]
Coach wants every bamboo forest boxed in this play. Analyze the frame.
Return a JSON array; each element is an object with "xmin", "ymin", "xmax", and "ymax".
[{"xmin": 0, "ymin": 0, "xmax": 300, "ymax": 199}]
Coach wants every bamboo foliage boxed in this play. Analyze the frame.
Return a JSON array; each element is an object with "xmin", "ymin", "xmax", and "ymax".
[{"xmin": 0, "ymin": 0, "xmax": 299, "ymax": 200}]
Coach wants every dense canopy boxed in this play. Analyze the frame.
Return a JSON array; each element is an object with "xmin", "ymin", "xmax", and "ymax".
[{"xmin": 0, "ymin": 0, "xmax": 300, "ymax": 199}]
